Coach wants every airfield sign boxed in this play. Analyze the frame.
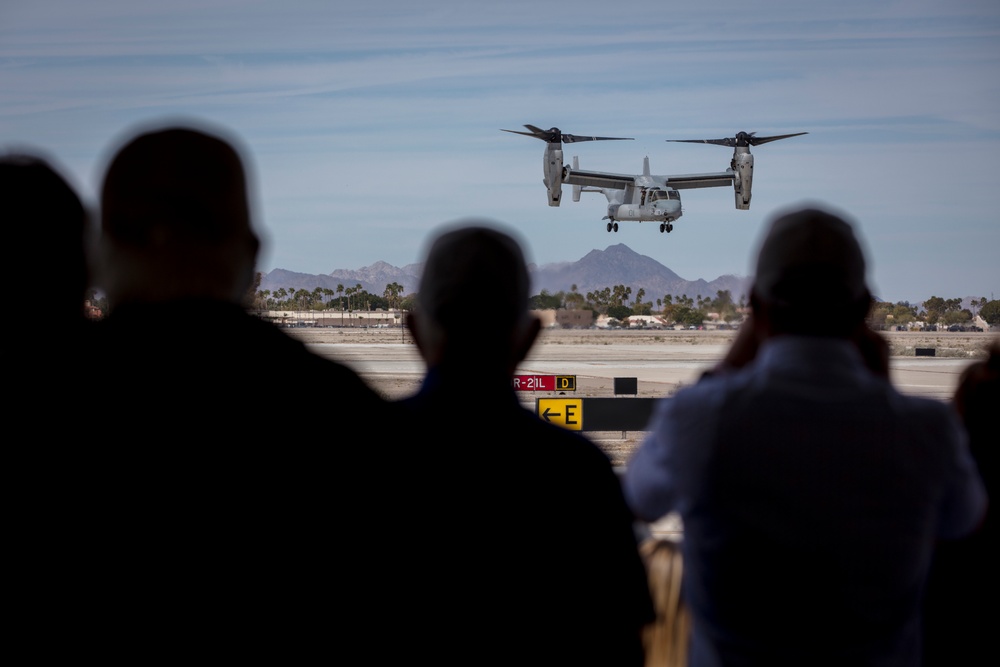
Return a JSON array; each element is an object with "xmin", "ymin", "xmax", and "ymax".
[
  {"xmin": 536, "ymin": 397, "xmax": 660, "ymax": 432},
  {"xmin": 513, "ymin": 375, "xmax": 577, "ymax": 392},
  {"xmin": 536, "ymin": 399, "xmax": 584, "ymax": 430}
]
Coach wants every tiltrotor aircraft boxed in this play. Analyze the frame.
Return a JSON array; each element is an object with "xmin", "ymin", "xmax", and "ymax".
[{"xmin": 502, "ymin": 124, "xmax": 807, "ymax": 234}]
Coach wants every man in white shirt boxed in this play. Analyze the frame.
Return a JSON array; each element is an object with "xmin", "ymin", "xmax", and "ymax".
[{"xmin": 623, "ymin": 205, "xmax": 986, "ymax": 667}]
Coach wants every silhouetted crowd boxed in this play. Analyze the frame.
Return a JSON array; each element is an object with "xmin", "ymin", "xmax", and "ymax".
[{"xmin": 5, "ymin": 120, "xmax": 993, "ymax": 666}]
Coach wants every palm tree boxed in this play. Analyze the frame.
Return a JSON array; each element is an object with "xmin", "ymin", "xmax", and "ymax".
[
  {"xmin": 611, "ymin": 284, "xmax": 632, "ymax": 307},
  {"xmin": 294, "ymin": 289, "xmax": 310, "ymax": 313},
  {"xmin": 383, "ymin": 282, "xmax": 404, "ymax": 329},
  {"xmin": 353, "ymin": 283, "xmax": 363, "ymax": 327},
  {"xmin": 337, "ymin": 283, "xmax": 345, "ymax": 326}
]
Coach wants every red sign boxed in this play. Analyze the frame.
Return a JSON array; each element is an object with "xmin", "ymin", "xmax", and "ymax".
[{"xmin": 513, "ymin": 375, "xmax": 576, "ymax": 392}]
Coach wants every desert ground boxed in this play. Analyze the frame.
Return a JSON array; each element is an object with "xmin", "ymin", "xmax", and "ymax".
[{"xmin": 289, "ymin": 326, "xmax": 996, "ymax": 467}]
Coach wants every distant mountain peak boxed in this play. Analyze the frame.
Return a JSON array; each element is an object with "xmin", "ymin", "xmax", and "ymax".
[
  {"xmin": 330, "ymin": 259, "xmax": 396, "ymax": 276},
  {"xmin": 529, "ymin": 244, "xmax": 738, "ymax": 299},
  {"xmin": 262, "ymin": 244, "xmax": 749, "ymax": 301}
]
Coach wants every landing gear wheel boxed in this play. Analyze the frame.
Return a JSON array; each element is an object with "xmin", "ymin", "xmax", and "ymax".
[
  {"xmin": 613, "ymin": 222, "xmax": 619, "ymax": 232},
  {"xmin": 667, "ymin": 223, "xmax": 674, "ymax": 233},
  {"xmin": 606, "ymin": 222, "xmax": 613, "ymax": 232},
  {"xmin": 659, "ymin": 223, "xmax": 666, "ymax": 233}
]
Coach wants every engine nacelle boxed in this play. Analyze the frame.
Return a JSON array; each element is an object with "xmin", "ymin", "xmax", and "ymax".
[
  {"xmin": 544, "ymin": 144, "xmax": 564, "ymax": 206},
  {"xmin": 732, "ymin": 149, "xmax": 753, "ymax": 210}
]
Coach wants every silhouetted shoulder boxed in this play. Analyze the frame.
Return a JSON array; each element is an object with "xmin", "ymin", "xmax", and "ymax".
[{"xmin": 95, "ymin": 299, "xmax": 385, "ymax": 441}]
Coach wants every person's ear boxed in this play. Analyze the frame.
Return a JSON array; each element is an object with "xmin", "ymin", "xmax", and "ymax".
[
  {"xmin": 511, "ymin": 315, "xmax": 542, "ymax": 367},
  {"xmin": 231, "ymin": 233, "xmax": 262, "ymax": 303},
  {"xmin": 406, "ymin": 312, "xmax": 425, "ymax": 356},
  {"xmin": 852, "ymin": 289, "xmax": 874, "ymax": 323},
  {"xmin": 748, "ymin": 289, "xmax": 773, "ymax": 339},
  {"xmin": 406, "ymin": 310, "xmax": 445, "ymax": 367},
  {"xmin": 246, "ymin": 233, "xmax": 260, "ymax": 264},
  {"xmin": 749, "ymin": 289, "xmax": 764, "ymax": 318}
]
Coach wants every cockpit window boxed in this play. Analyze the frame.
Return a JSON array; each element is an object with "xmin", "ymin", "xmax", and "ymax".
[{"xmin": 646, "ymin": 188, "xmax": 680, "ymax": 202}]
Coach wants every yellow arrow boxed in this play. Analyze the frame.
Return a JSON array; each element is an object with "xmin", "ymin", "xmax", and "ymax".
[{"xmin": 537, "ymin": 398, "xmax": 583, "ymax": 430}]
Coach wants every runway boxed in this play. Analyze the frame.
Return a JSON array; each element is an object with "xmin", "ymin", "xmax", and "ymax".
[{"xmin": 312, "ymin": 340, "xmax": 973, "ymax": 402}]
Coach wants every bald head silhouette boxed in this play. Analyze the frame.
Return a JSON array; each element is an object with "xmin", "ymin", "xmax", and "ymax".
[
  {"xmin": 98, "ymin": 123, "xmax": 259, "ymax": 307},
  {"xmin": 409, "ymin": 223, "xmax": 540, "ymax": 374}
]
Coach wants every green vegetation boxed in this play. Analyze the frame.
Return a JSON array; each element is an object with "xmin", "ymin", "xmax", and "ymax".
[
  {"xmin": 869, "ymin": 296, "xmax": 994, "ymax": 331},
  {"xmin": 521, "ymin": 285, "xmax": 744, "ymax": 328},
  {"xmin": 252, "ymin": 276, "xmax": 400, "ymax": 315},
  {"xmin": 249, "ymin": 273, "xmax": 995, "ymax": 332},
  {"xmin": 521, "ymin": 285, "xmax": 994, "ymax": 331},
  {"xmin": 980, "ymin": 300, "xmax": 1000, "ymax": 325}
]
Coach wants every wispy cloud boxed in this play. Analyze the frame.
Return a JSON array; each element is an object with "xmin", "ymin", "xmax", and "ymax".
[{"xmin": 2, "ymin": 0, "xmax": 998, "ymax": 300}]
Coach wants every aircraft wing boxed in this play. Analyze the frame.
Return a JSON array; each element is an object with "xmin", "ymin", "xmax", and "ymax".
[
  {"xmin": 562, "ymin": 168, "xmax": 636, "ymax": 190},
  {"xmin": 662, "ymin": 171, "xmax": 735, "ymax": 190},
  {"xmin": 565, "ymin": 167, "xmax": 735, "ymax": 191}
]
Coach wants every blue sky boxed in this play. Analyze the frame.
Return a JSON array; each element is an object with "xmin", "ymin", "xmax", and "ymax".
[{"xmin": 3, "ymin": 0, "xmax": 998, "ymax": 303}]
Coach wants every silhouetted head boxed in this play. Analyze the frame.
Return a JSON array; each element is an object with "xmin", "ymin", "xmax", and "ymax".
[
  {"xmin": 954, "ymin": 339, "xmax": 1000, "ymax": 447},
  {"xmin": 409, "ymin": 222, "xmax": 539, "ymax": 373},
  {"xmin": 1, "ymin": 152, "xmax": 88, "ymax": 322},
  {"xmin": 98, "ymin": 122, "xmax": 259, "ymax": 307},
  {"xmin": 751, "ymin": 205, "xmax": 871, "ymax": 337}
]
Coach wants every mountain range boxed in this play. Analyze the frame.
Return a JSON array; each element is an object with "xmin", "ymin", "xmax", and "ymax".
[{"xmin": 261, "ymin": 243, "xmax": 751, "ymax": 302}]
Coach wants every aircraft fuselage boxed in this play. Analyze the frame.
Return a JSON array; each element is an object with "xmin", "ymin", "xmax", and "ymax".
[{"xmin": 606, "ymin": 187, "xmax": 682, "ymax": 222}]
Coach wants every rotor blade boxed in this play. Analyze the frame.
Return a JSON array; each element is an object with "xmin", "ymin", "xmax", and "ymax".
[
  {"xmin": 562, "ymin": 134, "xmax": 633, "ymax": 144},
  {"xmin": 501, "ymin": 128, "xmax": 546, "ymax": 139},
  {"xmin": 500, "ymin": 125, "xmax": 560, "ymax": 142},
  {"xmin": 746, "ymin": 132, "xmax": 808, "ymax": 145},
  {"xmin": 666, "ymin": 138, "xmax": 739, "ymax": 147},
  {"xmin": 667, "ymin": 131, "xmax": 807, "ymax": 148},
  {"xmin": 501, "ymin": 124, "xmax": 632, "ymax": 143}
]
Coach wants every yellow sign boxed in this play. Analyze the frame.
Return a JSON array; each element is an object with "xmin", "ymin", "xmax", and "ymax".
[
  {"xmin": 537, "ymin": 398, "xmax": 583, "ymax": 430},
  {"xmin": 555, "ymin": 375, "xmax": 576, "ymax": 391}
]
